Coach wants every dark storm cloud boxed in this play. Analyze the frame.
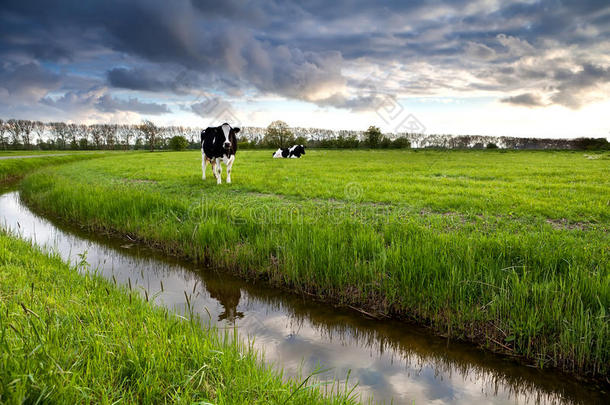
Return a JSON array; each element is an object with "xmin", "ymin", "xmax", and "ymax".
[
  {"xmin": 40, "ymin": 86, "xmax": 170, "ymax": 116},
  {"xmin": 107, "ymin": 68, "xmax": 174, "ymax": 92},
  {"xmin": 40, "ymin": 88, "xmax": 102, "ymax": 110},
  {"xmin": 0, "ymin": 62, "xmax": 61, "ymax": 101},
  {"xmin": 550, "ymin": 63, "xmax": 610, "ymax": 109},
  {"xmin": 464, "ymin": 42, "xmax": 496, "ymax": 60},
  {"xmin": 107, "ymin": 67, "xmax": 214, "ymax": 96},
  {"xmin": 500, "ymin": 93, "xmax": 546, "ymax": 108},
  {"xmin": 96, "ymin": 94, "xmax": 170, "ymax": 115},
  {"xmin": 1, "ymin": 0, "xmax": 610, "ymax": 117},
  {"xmin": 190, "ymin": 96, "xmax": 234, "ymax": 118}
]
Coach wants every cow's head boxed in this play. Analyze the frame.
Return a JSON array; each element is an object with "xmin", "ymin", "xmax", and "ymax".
[{"xmin": 221, "ymin": 123, "xmax": 240, "ymax": 150}]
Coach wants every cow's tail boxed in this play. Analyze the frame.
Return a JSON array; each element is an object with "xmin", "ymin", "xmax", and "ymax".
[{"xmin": 200, "ymin": 130, "xmax": 205, "ymax": 151}]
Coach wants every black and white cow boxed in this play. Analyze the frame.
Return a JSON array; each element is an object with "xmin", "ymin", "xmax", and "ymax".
[
  {"xmin": 201, "ymin": 123, "xmax": 240, "ymax": 184},
  {"xmin": 272, "ymin": 144, "xmax": 306, "ymax": 158}
]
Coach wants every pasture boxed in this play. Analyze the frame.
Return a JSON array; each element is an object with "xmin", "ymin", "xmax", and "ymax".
[
  {"xmin": 18, "ymin": 149, "xmax": 610, "ymax": 377},
  {"xmin": 0, "ymin": 150, "xmax": 96, "ymax": 156},
  {"xmin": 0, "ymin": 151, "xmax": 114, "ymax": 185}
]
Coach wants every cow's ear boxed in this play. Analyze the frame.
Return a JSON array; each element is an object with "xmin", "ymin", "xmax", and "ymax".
[{"xmin": 233, "ymin": 127, "xmax": 241, "ymax": 134}]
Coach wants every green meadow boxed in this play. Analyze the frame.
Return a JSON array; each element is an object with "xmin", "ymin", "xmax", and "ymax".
[
  {"xmin": 18, "ymin": 149, "xmax": 610, "ymax": 378},
  {"xmin": 0, "ymin": 152, "xmax": 114, "ymax": 185},
  {"xmin": 0, "ymin": 150, "xmax": 96, "ymax": 155}
]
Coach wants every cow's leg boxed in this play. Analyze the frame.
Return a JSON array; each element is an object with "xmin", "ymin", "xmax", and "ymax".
[
  {"xmin": 210, "ymin": 159, "xmax": 219, "ymax": 184},
  {"xmin": 214, "ymin": 158, "xmax": 222, "ymax": 184},
  {"xmin": 202, "ymin": 154, "xmax": 207, "ymax": 180},
  {"xmin": 225, "ymin": 155, "xmax": 235, "ymax": 183}
]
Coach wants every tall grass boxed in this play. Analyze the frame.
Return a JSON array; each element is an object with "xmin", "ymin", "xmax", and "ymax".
[
  {"xmin": 18, "ymin": 150, "xmax": 610, "ymax": 378},
  {"xmin": 0, "ymin": 231, "xmax": 358, "ymax": 404}
]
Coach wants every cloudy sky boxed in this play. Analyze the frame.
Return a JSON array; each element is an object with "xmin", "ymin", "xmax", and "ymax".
[{"xmin": 1, "ymin": 0, "xmax": 609, "ymax": 137}]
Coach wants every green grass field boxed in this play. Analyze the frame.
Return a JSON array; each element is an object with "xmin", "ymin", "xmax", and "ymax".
[
  {"xmin": 0, "ymin": 150, "xmax": 136, "ymax": 155},
  {"xmin": 0, "ymin": 150, "xmax": 94, "ymax": 155},
  {"xmin": 0, "ymin": 231, "xmax": 357, "ymax": 404},
  {"xmin": 0, "ymin": 152, "xmax": 115, "ymax": 185},
  {"xmin": 18, "ymin": 149, "xmax": 610, "ymax": 378}
]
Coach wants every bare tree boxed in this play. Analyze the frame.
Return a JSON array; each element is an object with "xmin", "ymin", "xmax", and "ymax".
[
  {"xmin": 101, "ymin": 124, "xmax": 117, "ymax": 149},
  {"xmin": 157, "ymin": 125, "xmax": 174, "ymax": 149},
  {"xmin": 186, "ymin": 126, "xmax": 199, "ymax": 145},
  {"xmin": 118, "ymin": 124, "xmax": 137, "ymax": 150},
  {"xmin": 67, "ymin": 123, "xmax": 80, "ymax": 149},
  {"xmin": 139, "ymin": 120, "xmax": 159, "ymax": 151},
  {"xmin": 116, "ymin": 125, "xmax": 126, "ymax": 150},
  {"xmin": 0, "ymin": 119, "xmax": 7, "ymax": 150},
  {"xmin": 32, "ymin": 121, "xmax": 46, "ymax": 147},
  {"xmin": 90, "ymin": 124, "xmax": 104, "ymax": 150},
  {"xmin": 133, "ymin": 125, "xmax": 144, "ymax": 149},
  {"xmin": 76, "ymin": 124, "xmax": 89, "ymax": 149},
  {"xmin": 72, "ymin": 124, "xmax": 88, "ymax": 149},
  {"xmin": 50, "ymin": 122, "xmax": 69, "ymax": 149},
  {"xmin": 16, "ymin": 120, "xmax": 35, "ymax": 149},
  {"xmin": 6, "ymin": 119, "xmax": 22, "ymax": 147}
]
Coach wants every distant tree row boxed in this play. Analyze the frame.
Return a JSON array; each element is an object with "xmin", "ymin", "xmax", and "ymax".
[
  {"xmin": 242, "ymin": 121, "xmax": 608, "ymax": 150},
  {"xmin": 401, "ymin": 133, "xmax": 609, "ymax": 150},
  {"xmin": 242, "ymin": 122, "xmax": 411, "ymax": 149},
  {"xmin": 0, "ymin": 119, "xmax": 201, "ymax": 151},
  {"xmin": 1, "ymin": 118, "xmax": 608, "ymax": 151}
]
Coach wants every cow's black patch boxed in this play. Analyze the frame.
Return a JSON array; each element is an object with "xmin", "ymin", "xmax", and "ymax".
[{"xmin": 289, "ymin": 145, "xmax": 306, "ymax": 158}]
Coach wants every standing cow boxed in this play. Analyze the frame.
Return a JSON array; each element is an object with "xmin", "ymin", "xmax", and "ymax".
[{"xmin": 201, "ymin": 123, "xmax": 240, "ymax": 184}]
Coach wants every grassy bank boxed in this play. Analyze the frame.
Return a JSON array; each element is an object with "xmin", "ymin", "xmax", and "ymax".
[
  {"xmin": 19, "ymin": 150, "xmax": 610, "ymax": 378},
  {"xmin": 0, "ymin": 152, "xmax": 114, "ymax": 185},
  {"xmin": 0, "ymin": 150, "xmax": 98, "ymax": 156},
  {"xmin": 0, "ymin": 231, "xmax": 356, "ymax": 404}
]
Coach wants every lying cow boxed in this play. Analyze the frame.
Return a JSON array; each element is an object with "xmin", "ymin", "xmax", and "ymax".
[
  {"xmin": 272, "ymin": 144, "xmax": 306, "ymax": 158},
  {"xmin": 201, "ymin": 123, "xmax": 240, "ymax": 184}
]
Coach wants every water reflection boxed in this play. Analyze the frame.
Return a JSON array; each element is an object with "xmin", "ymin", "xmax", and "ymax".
[
  {"xmin": 0, "ymin": 189, "xmax": 606, "ymax": 404},
  {"xmin": 201, "ymin": 271, "xmax": 244, "ymax": 323}
]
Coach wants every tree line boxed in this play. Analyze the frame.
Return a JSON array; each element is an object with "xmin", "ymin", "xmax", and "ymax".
[
  {"xmin": 243, "ymin": 122, "xmax": 411, "ymax": 149},
  {"xmin": 245, "ymin": 121, "xmax": 609, "ymax": 150},
  {"xmin": 0, "ymin": 119, "xmax": 201, "ymax": 151},
  {"xmin": 1, "ymin": 118, "xmax": 608, "ymax": 151}
]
